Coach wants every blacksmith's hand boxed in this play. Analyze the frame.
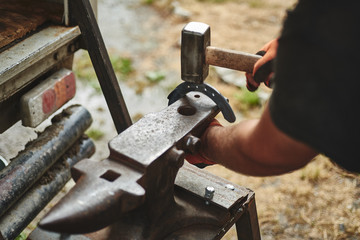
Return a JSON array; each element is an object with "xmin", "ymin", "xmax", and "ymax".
[
  {"xmin": 246, "ymin": 38, "xmax": 278, "ymax": 91},
  {"xmin": 185, "ymin": 119, "xmax": 222, "ymax": 168}
]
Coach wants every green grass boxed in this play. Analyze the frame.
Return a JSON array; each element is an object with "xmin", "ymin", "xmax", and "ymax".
[
  {"xmin": 145, "ymin": 71, "xmax": 166, "ymax": 83},
  {"xmin": 15, "ymin": 232, "xmax": 27, "ymax": 240},
  {"xmin": 111, "ymin": 56, "xmax": 134, "ymax": 78},
  {"xmin": 142, "ymin": 0, "xmax": 154, "ymax": 4},
  {"xmin": 73, "ymin": 51, "xmax": 135, "ymax": 93},
  {"xmin": 300, "ymin": 167, "xmax": 321, "ymax": 182},
  {"xmin": 86, "ymin": 128, "xmax": 105, "ymax": 141},
  {"xmin": 233, "ymin": 90, "xmax": 261, "ymax": 111},
  {"xmin": 73, "ymin": 52, "xmax": 96, "ymax": 80}
]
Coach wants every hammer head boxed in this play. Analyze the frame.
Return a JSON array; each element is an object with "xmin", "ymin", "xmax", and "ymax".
[{"xmin": 181, "ymin": 22, "xmax": 210, "ymax": 84}]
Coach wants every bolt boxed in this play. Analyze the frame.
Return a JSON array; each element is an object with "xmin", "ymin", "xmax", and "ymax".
[
  {"xmin": 204, "ymin": 186, "xmax": 215, "ymax": 205},
  {"xmin": 184, "ymin": 135, "xmax": 201, "ymax": 154},
  {"xmin": 225, "ymin": 184, "xmax": 235, "ymax": 190}
]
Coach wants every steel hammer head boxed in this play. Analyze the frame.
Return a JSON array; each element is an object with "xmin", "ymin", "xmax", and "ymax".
[{"xmin": 181, "ymin": 22, "xmax": 210, "ymax": 84}]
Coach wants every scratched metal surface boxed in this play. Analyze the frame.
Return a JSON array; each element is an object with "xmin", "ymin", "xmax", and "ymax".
[
  {"xmin": 109, "ymin": 92, "xmax": 218, "ymax": 169},
  {"xmin": 0, "ymin": 26, "xmax": 81, "ymax": 102},
  {"xmin": 176, "ymin": 162, "xmax": 251, "ymax": 209}
]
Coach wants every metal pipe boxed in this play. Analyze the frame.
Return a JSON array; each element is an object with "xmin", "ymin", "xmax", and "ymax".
[
  {"xmin": 0, "ymin": 105, "xmax": 92, "ymax": 217},
  {"xmin": 0, "ymin": 137, "xmax": 95, "ymax": 240}
]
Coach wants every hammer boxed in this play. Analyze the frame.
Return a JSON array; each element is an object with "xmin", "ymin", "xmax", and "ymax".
[{"xmin": 181, "ymin": 22, "xmax": 262, "ymax": 84}]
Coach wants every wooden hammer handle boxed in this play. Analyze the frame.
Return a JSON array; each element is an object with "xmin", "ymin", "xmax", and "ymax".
[{"xmin": 205, "ymin": 46, "xmax": 261, "ymax": 73}]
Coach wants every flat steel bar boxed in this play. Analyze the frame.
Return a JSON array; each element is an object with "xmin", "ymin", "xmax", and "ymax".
[
  {"xmin": 69, "ymin": 0, "xmax": 132, "ymax": 133},
  {"xmin": 0, "ymin": 26, "xmax": 81, "ymax": 102},
  {"xmin": 0, "ymin": 138, "xmax": 95, "ymax": 240},
  {"xmin": 0, "ymin": 105, "xmax": 92, "ymax": 217}
]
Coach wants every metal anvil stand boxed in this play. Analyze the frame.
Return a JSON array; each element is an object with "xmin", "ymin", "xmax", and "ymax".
[{"xmin": 30, "ymin": 92, "xmax": 260, "ymax": 240}]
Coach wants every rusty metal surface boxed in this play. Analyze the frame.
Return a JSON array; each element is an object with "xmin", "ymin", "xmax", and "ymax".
[
  {"xmin": 55, "ymin": 164, "xmax": 255, "ymax": 240},
  {"xmin": 236, "ymin": 194, "xmax": 261, "ymax": 240},
  {"xmin": 0, "ymin": 0, "xmax": 64, "ymax": 49},
  {"xmin": 0, "ymin": 138, "xmax": 95, "ymax": 240},
  {"xmin": 29, "ymin": 228, "xmax": 91, "ymax": 240},
  {"xmin": 39, "ymin": 156, "xmax": 146, "ymax": 233},
  {"xmin": 0, "ymin": 105, "xmax": 92, "ymax": 217},
  {"xmin": 176, "ymin": 162, "xmax": 249, "ymax": 210},
  {"xmin": 32, "ymin": 160, "xmax": 258, "ymax": 240}
]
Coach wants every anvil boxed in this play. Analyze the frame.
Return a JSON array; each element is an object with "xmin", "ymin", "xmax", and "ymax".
[{"xmin": 38, "ymin": 92, "xmax": 260, "ymax": 239}]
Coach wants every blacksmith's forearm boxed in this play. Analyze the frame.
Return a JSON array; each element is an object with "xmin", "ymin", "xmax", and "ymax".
[
  {"xmin": 201, "ymin": 106, "xmax": 317, "ymax": 176},
  {"xmin": 201, "ymin": 120, "xmax": 290, "ymax": 176}
]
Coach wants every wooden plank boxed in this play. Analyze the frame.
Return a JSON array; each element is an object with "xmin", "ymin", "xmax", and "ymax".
[{"xmin": 0, "ymin": 0, "xmax": 63, "ymax": 49}]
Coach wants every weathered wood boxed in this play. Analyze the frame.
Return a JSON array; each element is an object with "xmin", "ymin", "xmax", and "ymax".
[
  {"xmin": 0, "ymin": 0, "xmax": 63, "ymax": 49},
  {"xmin": 206, "ymin": 46, "xmax": 261, "ymax": 73}
]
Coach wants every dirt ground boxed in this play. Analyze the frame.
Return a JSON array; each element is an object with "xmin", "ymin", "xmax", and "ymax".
[{"xmin": 142, "ymin": 0, "xmax": 360, "ymax": 239}]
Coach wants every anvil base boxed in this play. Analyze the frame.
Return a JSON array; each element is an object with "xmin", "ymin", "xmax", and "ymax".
[{"xmin": 29, "ymin": 163, "xmax": 260, "ymax": 240}]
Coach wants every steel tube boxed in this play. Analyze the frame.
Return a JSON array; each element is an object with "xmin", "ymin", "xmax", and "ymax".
[
  {"xmin": 0, "ymin": 138, "xmax": 95, "ymax": 240},
  {"xmin": 0, "ymin": 105, "xmax": 92, "ymax": 217}
]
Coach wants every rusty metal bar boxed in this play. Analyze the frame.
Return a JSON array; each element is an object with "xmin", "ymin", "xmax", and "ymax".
[
  {"xmin": 0, "ymin": 105, "xmax": 92, "ymax": 217},
  {"xmin": 69, "ymin": 0, "xmax": 132, "ymax": 133},
  {"xmin": 235, "ymin": 194, "xmax": 261, "ymax": 240},
  {"xmin": 0, "ymin": 138, "xmax": 95, "ymax": 240}
]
